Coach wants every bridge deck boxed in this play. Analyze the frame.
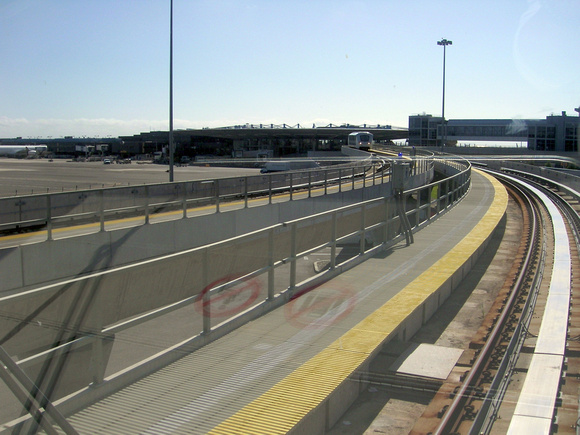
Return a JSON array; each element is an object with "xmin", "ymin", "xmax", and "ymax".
[{"xmin": 57, "ymin": 171, "xmax": 507, "ymax": 434}]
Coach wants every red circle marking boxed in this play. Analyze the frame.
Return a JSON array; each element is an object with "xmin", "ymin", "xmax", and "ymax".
[{"xmin": 195, "ymin": 274, "xmax": 261, "ymax": 318}]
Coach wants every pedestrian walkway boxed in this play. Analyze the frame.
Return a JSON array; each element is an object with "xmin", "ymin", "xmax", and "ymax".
[{"xmin": 57, "ymin": 170, "xmax": 508, "ymax": 434}]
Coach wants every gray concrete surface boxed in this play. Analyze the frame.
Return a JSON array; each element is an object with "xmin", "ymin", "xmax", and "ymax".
[{"xmin": 0, "ymin": 158, "xmax": 262, "ymax": 197}]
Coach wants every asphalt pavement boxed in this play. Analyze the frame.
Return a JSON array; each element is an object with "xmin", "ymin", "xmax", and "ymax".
[{"xmin": 0, "ymin": 158, "xmax": 261, "ymax": 198}]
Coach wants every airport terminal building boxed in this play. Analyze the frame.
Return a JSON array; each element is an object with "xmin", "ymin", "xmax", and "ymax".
[
  {"xmin": 118, "ymin": 124, "xmax": 408, "ymax": 159},
  {"xmin": 409, "ymin": 111, "xmax": 580, "ymax": 152},
  {"xmin": 0, "ymin": 125, "xmax": 407, "ymax": 159},
  {"xmin": 3, "ymin": 111, "xmax": 578, "ymax": 159}
]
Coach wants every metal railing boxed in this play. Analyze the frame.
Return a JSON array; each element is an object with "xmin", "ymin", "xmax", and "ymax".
[
  {"xmin": 0, "ymin": 162, "xmax": 376, "ymax": 237},
  {"xmin": 0, "ymin": 158, "xmax": 469, "ymax": 431},
  {"xmin": 0, "ymin": 156, "xmax": 435, "ymax": 242}
]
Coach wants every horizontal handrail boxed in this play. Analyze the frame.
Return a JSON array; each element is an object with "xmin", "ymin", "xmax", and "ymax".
[
  {"xmin": 0, "ymin": 154, "xmax": 438, "ymax": 239},
  {"xmin": 0, "ymin": 162, "xmax": 378, "ymax": 235}
]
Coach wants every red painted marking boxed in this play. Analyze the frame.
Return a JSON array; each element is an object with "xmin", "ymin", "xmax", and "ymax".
[{"xmin": 195, "ymin": 275, "xmax": 261, "ymax": 318}]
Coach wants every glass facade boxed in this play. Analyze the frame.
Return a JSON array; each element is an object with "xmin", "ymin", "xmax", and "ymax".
[
  {"xmin": 409, "ymin": 113, "xmax": 580, "ymax": 151},
  {"xmin": 408, "ymin": 115, "xmax": 442, "ymax": 147}
]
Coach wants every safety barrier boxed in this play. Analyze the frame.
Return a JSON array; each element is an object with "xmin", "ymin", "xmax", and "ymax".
[
  {"xmin": 0, "ymin": 155, "xmax": 434, "ymax": 241},
  {"xmin": 0, "ymin": 160, "xmax": 395, "ymax": 237},
  {"xmin": 0, "ymin": 158, "xmax": 469, "ymax": 431}
]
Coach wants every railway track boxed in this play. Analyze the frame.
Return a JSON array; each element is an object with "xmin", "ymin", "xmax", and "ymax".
[{"xmin": 410, "ymin": 169, "xmax": 580, "ymax": 434}]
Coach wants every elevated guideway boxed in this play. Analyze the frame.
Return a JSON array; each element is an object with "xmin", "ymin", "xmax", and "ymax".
[{"xmin": 0, "ymin": 169, "xmax": 507, "ymax": 433}]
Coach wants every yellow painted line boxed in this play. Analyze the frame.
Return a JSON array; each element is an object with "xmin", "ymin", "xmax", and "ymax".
[{"xmin": 208, "ymin": 170, "xmax": 508, "ymax": 434}]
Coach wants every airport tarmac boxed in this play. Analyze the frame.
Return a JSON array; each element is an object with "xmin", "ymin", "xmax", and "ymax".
[{"xmin": 0, "ymin": 158, "xmax": 261, "ymax": 198}]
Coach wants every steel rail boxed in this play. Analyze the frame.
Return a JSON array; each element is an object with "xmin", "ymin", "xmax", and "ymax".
[
  {"xmin": 471, "ymin": 168, "xmax": 579, "ymax": 434},
  {"xmin": 433, "ymin": 172, "xmax": 541, "ymax": 434},
  {"xmin": 468, "ymin": 173, "xmax": 545, "ymax": 434}
]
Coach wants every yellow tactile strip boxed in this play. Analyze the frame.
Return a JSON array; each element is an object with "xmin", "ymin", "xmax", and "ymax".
[{"xmin": 208, "ymin": 171, "xmax": 508, "ymax": 434}]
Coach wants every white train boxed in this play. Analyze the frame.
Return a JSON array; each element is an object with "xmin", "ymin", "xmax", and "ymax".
[{"xmin": 347, "ymin": 132, "xmax": 373, "ymax": 151}]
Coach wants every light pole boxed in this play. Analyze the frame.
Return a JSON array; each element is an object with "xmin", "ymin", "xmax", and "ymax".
[
  {"xmin": 437, "ymin": 38, "xmax": 452, "ymax": 147},
  {"xmin": 169, "ymin": 0, "xmax": 175, "ymax": 182}
]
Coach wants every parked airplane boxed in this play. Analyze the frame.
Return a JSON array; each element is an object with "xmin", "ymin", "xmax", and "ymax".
[{"xmin": 0, "ymin": 145, "xmax": 48, "ymax": 157}]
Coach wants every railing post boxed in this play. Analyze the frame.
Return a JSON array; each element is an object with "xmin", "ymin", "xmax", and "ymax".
[
  {"xmin": 384, "ymin": 197, "xmax": 390, "ymax": 244},
  {"xmin": 324, "ymin": 169, "xmax": 328, "ymax": 196},
  {"xmin": 427, "ymin": 185, "xmax": 433, "ymax": 222},
  {"xmin": 359, "ymin": 204, "xmax": 366, "ymax": 255},
  {"xmin": 381, "ymin": 163, "xmax": 384, "ymax": 184},
  {"xmin": 99, "ymin": 189, "xmax": 105, "ymax": 232},
  {"xmin": 268, "ymin": 228, "xmax": 275, "ymax": 300},
  {"xmin": 46, "ymin": 194, "xmax": 53, "ymax": 241},
  {"xmin": 437, "ymin": 182, "xmax": 442, "ymax": 216},
  {"xmin": 182, "ymin": 183, "xmax": 188, "ymax": 218},
  {"xmin": 442, "ymin": 180, "xmax": 447, "ymax": 211},
  {"xmin": 268, "ymin": 175, "xmax": 273, "ymax": 204},
  {"xmin": 447, "ymin": 179, "xmax": 452, "ymax": 208},
  {"xmin": 338, "ymin": 168, "xmax": 342, "ymax": 193},
  {"xmin": 289, "ymin": 223, "xmax": 297, "ymax": 291},
  {"xmin": 202, "ymin": 248, "xmax": 211, "ymax": 335},
  {"xmin": 330, "ymin": 212, "xmax": 337, "ymax": 269},
  {"xmin": 308, "ymin": 171, "xmax": 312, "ymax": 198},
  {"xmin": 215, "ymin": 180, "xmax": 220, "ymax": 213},
  {"xmin": 416, "ymin": 192, "xmax": 420, "ymax": 227},
  {"xmin": 90, "ymin": 335, "xmax": 105, "ymax": 385},
  {"xmin": 289, "ymin": 173, "xmax": 293, "ymax": 201},
  {"xmin": 244, "ymin": 177, "xmax": 249, "ymax": 208},
  {"xmin": 144, "ymin": 185, "xmax": 150, "ymax": 224},
  {"xmin": 352, "ymin": 167, "xmax": 355, "ymax": 190}
]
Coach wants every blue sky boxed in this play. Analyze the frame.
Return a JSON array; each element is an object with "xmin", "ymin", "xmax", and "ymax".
[{"xmin": 1, "ymin": 0, "xmax": 578, "ymax": 138}]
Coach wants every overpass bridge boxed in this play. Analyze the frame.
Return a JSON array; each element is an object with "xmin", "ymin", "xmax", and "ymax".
[{"xmin": 0, "ymin": 151, "xmax": 574, "ymax": 433}]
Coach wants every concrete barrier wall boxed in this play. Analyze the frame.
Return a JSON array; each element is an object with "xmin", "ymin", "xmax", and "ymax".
[
  {"xmin": 1, "ymin": 180, "xmax": 400, "ymax": 293},
  {"xmin": 0, "ymin": 163, "xmax": 369, "ymax": 227},
  {"xmin": 0, "ymin": 198, "xmax": 382, "ymax": 403},
  {"xmin": 0, "ymin": 163, "xmax": 440, "ymax": 293},
  {"xmin": 501, "ymin": 161, "xmax": 580, "ymax": 192},
  {"xmin": 1, "ymin": 199, "xmax": 393, "ymax": 360}
]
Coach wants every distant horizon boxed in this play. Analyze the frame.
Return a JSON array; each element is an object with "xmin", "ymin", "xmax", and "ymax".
[
  {"xmin": 3, "ymin": 110, "xmax": 579, "ymax": 140},
  {"xmin": 3, "ymin": 110, "xmax": 578, "ymax": 141}
]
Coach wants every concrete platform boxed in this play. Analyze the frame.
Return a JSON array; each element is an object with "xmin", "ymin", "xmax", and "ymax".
[
  {"xmin": 389, "ymin": 343, "xmax": 464, "ymax": 380},
  {"xmin": 53, "ymin": 170, "xmax": 507, "ymax": 434}
]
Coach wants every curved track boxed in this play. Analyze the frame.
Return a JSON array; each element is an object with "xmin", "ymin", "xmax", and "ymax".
[{"xmin": 415, "ymin": 169, "xmax": 578, "ymax": 434}]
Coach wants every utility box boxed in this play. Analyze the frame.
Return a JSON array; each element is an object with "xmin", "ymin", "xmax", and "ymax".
[{"xmin": 392, "ymin": 160, "xmax": 410, "ymax": 192}]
